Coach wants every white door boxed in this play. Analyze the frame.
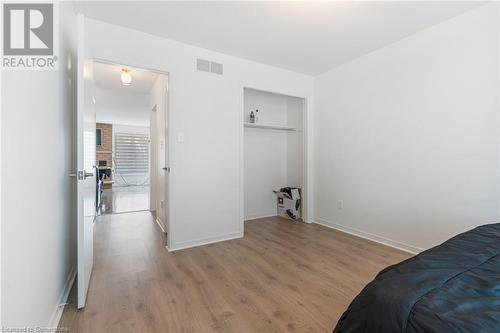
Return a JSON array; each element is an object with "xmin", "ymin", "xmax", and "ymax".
[
  {"xmin": 156, "ymin": 76, "xmax": 169, "ymax": 240},
  {"xmin": 76, "ymin": 14, "xmax": 96, "ymax": 309}
]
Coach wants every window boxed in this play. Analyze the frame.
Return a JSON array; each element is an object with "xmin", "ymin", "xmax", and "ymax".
[
  {"xmin": 96, "ymin": 128, "xmax": 102, "ymax": 146},
  {"xmin": 114, "ymin": 133, "xmax": 149, "ymax": 174}
]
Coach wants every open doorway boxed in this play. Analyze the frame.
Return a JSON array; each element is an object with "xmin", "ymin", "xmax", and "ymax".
[{"xmin": 92, "ymin": 61, "xmax": 169, "ymax": 223}]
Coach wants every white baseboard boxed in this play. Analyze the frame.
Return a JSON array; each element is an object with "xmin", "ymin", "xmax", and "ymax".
[
  {"xmin": 48, "ymin": 266, "xmax": 76, "ymax": 329},
  {"xmin": 169, "ymin": 231, "xmax": 243, "ymax": 252},
  {"xmin": 244, "ymin": 213, "xmax": 277, "ymax": 221},
  {"xmin": 155, "ymin": 217, "xmax": 166, "ymax": 233},
  {"xmin": 155, "ymin": 219, "xmax": 170, "ymax": 252},
  {"xmin": 313, "ymin": 218, "xmax": 423, "ymax": 254}
]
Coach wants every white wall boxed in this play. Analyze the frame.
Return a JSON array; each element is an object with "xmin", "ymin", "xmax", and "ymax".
[
  {"xmin": 286, "ymin": 97, "xmax": 304, "ymax": 187},
  {"xmin": 95, "ymin": 86, "xmax": 150, "ymax": 126},
  {"xmin": 1, "ymin": 2, "xmax": 77, "ymax": 327},
  {"xmin": 314, "ymin": 3, "xmax": 499, "ymax": 252},
  {"xmin": 244, "ymin": 89, "xmax": 304, "ymax": 220},
  {"xmin": 112, "ymin": 124, "xmax": 149, "ymax": 136},
  {"xmin": 244, "ymin": 128, "xmax": 286, "ymax": 219},
  {"xmin": 112, "ymin": 124, "xmax": 150, "ymax": 186},
  {"xmin": 84, "ymin": 18, "xmax": 314, "ymax": 250}
]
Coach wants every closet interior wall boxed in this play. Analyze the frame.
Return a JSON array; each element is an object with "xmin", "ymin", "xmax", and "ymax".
[{"xmin": 243, "ymin": 88, "xmax": 304, "ymax": 220}]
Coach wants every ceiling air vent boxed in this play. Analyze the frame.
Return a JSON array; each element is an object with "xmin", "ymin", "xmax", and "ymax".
[
  {"xmin": 196, "ymin": 58, "xmax": 223, "ymax": 75},
  {"xmin": 196, "ymin": 58, "xmax": 210, "ymax": 72}
]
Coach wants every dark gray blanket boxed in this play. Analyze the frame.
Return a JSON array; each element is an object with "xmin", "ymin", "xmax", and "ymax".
[{"xmin": 333, "ymin": 223, "xmax": 500, "ymax": 333}]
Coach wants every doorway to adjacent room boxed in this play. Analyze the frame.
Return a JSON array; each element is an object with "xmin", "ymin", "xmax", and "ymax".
[{"xmin": 92, "ymin": 60, "xmax": 169, "ymax": 221}]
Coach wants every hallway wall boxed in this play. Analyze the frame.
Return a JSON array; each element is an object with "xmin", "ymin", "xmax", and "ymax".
[{"xmin": 1, "ymin": 2, "xmax": 78, "ymax": 328}]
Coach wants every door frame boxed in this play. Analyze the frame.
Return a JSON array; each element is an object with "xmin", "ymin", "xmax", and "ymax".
[
  {"xmin": 239, "ymin": 85, "xmax": 310, "ymax": 234},
  {"xmin": 91, "ymin": 57, "xmax": 172, "ymax": 247}
]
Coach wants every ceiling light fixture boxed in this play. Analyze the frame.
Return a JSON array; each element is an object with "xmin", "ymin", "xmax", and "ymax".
[{"xmin": 121, "ymin": 68, "xmax": 132, "ymax": 86}]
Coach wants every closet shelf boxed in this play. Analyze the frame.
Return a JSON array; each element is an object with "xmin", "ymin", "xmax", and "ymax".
[{"xmin": 244, "ymin": 122, "xmax": 296, "ymax": 131}]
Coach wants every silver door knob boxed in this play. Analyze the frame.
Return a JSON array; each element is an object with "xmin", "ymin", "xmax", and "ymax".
[
  {"xmin": 162, "ymin": 167, "xmax": 170, "ymax": 172},
  {"xmin": 84, "ymin": 171, "xmax": 94, "ymax": 179},
  {"xmin": 71, "ymin": 170, "xmax": 94, "ymax": 180}
]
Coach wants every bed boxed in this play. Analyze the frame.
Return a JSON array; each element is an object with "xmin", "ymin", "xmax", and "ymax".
[{"xmin": 333, "ymin": 223, "xmax": 500, "ymax": 333}]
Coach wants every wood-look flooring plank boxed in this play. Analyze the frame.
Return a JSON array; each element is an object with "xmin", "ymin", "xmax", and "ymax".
[{"xmin": 59, "ymin": 212, "xmax": 411, "ymax": 332}]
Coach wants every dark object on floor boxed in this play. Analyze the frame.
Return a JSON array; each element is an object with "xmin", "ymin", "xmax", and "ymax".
[{"xmin": 333, "ymin": 223, "xmax": 500, "ymax": 333}]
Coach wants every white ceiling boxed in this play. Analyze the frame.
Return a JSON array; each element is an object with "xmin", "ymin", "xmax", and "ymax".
[
  {"xmin": 93, "ymin": 61, "xmax": 156, "ymax": 126},
  {"xmin": 75, "ymin": 1, "xmax": 483, "ymax": 75},
  {"xmin": 93, "ymin": 61, "xmax": 158, "ymax": 93}
]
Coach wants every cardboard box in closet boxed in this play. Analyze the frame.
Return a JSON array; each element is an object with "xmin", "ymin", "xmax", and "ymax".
[{"xmin": 274, "ymin": 187, "xmax": 301, "ymax": 220}]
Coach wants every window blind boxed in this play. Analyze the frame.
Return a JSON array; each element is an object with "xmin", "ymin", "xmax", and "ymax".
[{"xmin": 114, "ymin": 133, "xmax": 149, "ymax": 174}]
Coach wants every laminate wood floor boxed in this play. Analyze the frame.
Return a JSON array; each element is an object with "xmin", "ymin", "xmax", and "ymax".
[{"xmin": 59, "ymin": 211, "xmax": 411, "ymax": 333}]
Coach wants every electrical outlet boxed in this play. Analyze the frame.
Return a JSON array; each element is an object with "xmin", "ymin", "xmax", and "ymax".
[
  {"xmin": 177, "ymin": 132, "xmax": 184, "ymax": 143},
  {"xmin": 161, "ymin": 201, "xmax": 165, "ymax": 209},
  {"xmin": 337, "ymin": 200, "xmax": 344, "ymax": 210}
]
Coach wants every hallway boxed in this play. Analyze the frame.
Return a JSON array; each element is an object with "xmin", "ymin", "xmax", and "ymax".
[
  {"xmin": 58, "ymin": 212, "xmax": 409, "ymax": 332},
  {"xmin": 99, "ymin": 186, "xmax": 150, "ymax": 215}
]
